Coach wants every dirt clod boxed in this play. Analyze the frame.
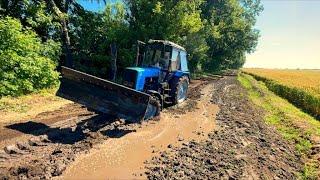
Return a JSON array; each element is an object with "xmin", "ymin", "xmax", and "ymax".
[
  {"xmin": 16, "ymin": 143, "xmax": 30, "ymax": 151},
  {"xmin": 39, "ymin": 135, "xmax": 51, "ymax": 143},
  {"xmin": 28, "ymin": 137, "xmax": 41, "ymax": 146},
  {"xmin": 51, "ymin": 149, "xmax": 63, "ymax": 155},
  {"xmin": 4, "ymin": 145, "xmax": 19, "ymax": 154}
]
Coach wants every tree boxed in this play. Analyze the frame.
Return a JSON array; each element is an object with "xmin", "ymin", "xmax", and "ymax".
[
  {"xmin": 201, "ymin": 0, "xmax": 263, "ymax": 71},
  {"xmin": 0, "ymin": 0, "xmax": 60, "ymax": 41},
  {"xmin": 125, "ymin": 0, "xmax": 263, "ymax": 72},
  {"xmin": 0, "ymin": 17, "xmax": 61, "ymax": 96},
  {"xmin": 125, "ymin": 0, "xmax": 207, "ymax": 72},
  {"xmin": 1, "ymin": 0, "xmax": 264, "ymax": 83},
  {"xmin": 0, "ymin": 0, "xmax": 71, "ymax": 65},
  {"xmin": 46, "ymin": 0, "xmax": 75, "ymax": 67},
  {"xmin": 68, "ymin": 2, "xmax": 132, "ymax": 78},
  {"xmin": 0, "ymin": 0, "xmax": 105, "ymax": 67}
]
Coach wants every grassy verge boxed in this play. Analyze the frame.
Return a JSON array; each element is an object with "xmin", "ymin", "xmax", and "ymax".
[
  {"xmin": 191, "ymin": 69, "xmax": 237, "ymax": 79},
  {"xmin": 191, "ymin": 72, "xmax": 222, "ymax": 79},
  {"xmin": 0, "ymin": 87, "xmax": 71, "ymax": 123},
  {"xmin": 238, "ymin": 73, "xmax": 320, "ymax": 179},
  {"xmin": 242, "ymin": 71, "xmax": 320, "ymax": 120}
]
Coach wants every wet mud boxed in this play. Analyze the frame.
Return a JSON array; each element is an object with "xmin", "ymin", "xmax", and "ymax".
[
  {"xmin": 145, "ymin": 77, "xmax": 302, "ymax": 179},
  {"xmin": 61, "ymin": 81, "xmax": 218, "ymax": 179}
]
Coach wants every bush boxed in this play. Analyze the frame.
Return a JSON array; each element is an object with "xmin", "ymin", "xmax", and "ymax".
[{"xmin": 0, "ymin": 17, "xmax": 61, "ymax": 97}]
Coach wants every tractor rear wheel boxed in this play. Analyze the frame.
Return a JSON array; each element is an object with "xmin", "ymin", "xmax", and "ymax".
[{"xmin": 173, "ymin": 76, "xmax": 189, "ymax": 105}]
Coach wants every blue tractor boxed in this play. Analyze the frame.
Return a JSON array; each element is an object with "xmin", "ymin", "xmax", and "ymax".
[{"xmin": 57, "ymin": 40, "xmax": 190, "ymax": 122}]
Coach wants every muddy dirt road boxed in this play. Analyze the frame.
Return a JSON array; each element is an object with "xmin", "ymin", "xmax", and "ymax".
[
  {"xmin": 146, "ymin": 77, "xmax": 302, "ymax": 179},
  {"xmin": 0, "ymin": 76, "xmax": 306, "ymax": 179},
  {"xmin": 0, "ymin": 78, "xmax": 215, "ymax": 179}
]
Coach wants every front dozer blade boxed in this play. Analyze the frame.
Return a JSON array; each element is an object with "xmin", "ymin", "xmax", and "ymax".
[{"xmin": 57, "ymin": 66, "xmax": 152, "ymax": 123}]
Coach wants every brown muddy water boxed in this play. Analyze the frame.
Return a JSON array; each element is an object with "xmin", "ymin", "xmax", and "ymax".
[{"xmin": 60, "ymin": 83, "xmax": 218, "ymax": 180}]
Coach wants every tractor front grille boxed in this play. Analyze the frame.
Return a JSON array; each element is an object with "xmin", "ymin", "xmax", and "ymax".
[{"xmin": 123, "ymin": 69, "xmax": 138, "ymax": 89}]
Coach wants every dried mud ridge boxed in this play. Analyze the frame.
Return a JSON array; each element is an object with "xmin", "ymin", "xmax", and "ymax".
[
  {"xmin": 145, "ymin": 76, "xmax": 302, "ymax": 179},
  {"xmin": 0, "ymin": 78, "xmax": 211, "ymax": 179}
]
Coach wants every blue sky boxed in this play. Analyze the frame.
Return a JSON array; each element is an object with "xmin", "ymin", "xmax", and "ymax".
[
  {"xmin": 77, "ymin": 0, "xmax": 117, "ymax": 12},
  {"xmin": 245, "ymin": 0, "xmax": 320, "ymax": 69},
  {"xmin": 78, "ymin": 0, "xmax": 320, "ymax": 69}
]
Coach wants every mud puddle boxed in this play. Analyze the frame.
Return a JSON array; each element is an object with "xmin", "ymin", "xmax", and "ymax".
[{"xmin": 61, "ymin": 83, "xmax": 218, "ymax": 179}]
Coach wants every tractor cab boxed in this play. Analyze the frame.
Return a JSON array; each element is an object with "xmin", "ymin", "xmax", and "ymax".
[
  {"xmin": 139, "ymin": 40, "xmax": 188, "ymax": 73},
  {"xmin": 123, "ymin": 40, "xmax": 190, "ymax": 110}
]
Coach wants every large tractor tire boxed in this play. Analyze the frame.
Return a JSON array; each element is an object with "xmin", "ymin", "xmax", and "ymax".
[{"xmin": 173, "ymin": 76, "xmax": 189, "ymax": 105}]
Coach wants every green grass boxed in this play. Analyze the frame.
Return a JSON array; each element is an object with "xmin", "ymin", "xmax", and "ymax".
[
  {"xmin": 0, "ymin": 101, "xmax": 29, "ymax": 113},
  {"xmin": 300, "ymin": 163, "xmax": 318, "ymax": 180},
  {"xmin": 0, "ymin": 88, "xmax": 59, "ymax": 113},
  {"xmin": 191, "ymin": 72, "xmax": 222, "ymax": 79},
  {"xmin": 0, "ymin": 86, "xmax": 71, "ymax": 124},
  {"xmin": 238, "ymin": 73, "xmax": 320, "ymax": 179}
]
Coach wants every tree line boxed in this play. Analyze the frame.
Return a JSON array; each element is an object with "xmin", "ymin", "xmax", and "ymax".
[{"xmin": 0, "ymin": 0, "xmax": 263, "ymax": 96}]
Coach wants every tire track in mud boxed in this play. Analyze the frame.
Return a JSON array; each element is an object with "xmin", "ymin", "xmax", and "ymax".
[
  {"xmin": 145, "ymin": 76, "xmax": 302, "ymax": 179},
  {"xmin": 0, "ymin": 78, "xmax": 217, "ymax": 179}
]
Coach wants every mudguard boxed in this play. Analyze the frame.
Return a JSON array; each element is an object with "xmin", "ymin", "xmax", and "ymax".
[
  {"xmin": 57, "ymin": 66, "xmax": 153, "ymax": 123},
  {"xmin": 173, "ymin": 70, "xmax": 190, "ymax": 80}
]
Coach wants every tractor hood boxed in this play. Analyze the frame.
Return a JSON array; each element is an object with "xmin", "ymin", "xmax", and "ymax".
[{"xmin": 124, "ymin": 67, "xmax": 161, "ymax": 91}]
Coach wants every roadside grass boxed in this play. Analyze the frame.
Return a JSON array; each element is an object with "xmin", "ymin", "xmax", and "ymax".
[
  {"xmin": 191, "ymin": 71, "xmax": 222, "ymax": 79},
  {"xmin": 238, "ymin": 73, "xmax": 320, "ymax": 179},
  {"xmin": 0, "ymin": 87, "xmax": 71, "ymax": 123},
  {"xmin": 192, "ymin": 69, "xmax": 239, "ymax": 80}
]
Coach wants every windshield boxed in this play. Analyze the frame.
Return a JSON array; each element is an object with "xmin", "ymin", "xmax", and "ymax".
[
  {"xmin": 143, "ymin": 48, "xmax": 162, "ymax": 66},
  {"xmin": 142, "ymin": 45, "xmax": 171, "ymax": 69}
]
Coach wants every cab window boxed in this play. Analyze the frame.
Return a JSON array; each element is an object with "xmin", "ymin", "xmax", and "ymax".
[
  {"xmin": 171, "ymin": 48, "xmax": 181, "ymax": 71},
  {"xmin": 180, "ymin": 51, "xmax": 188, "ymax": 71}
]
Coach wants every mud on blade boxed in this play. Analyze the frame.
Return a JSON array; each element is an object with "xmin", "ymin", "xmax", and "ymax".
[{"xmin": 57, "ymin": 66, "xmax": 152, "ymax": 123}]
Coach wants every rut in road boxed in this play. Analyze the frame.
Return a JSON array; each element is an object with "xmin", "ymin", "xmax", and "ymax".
[{"xmin": 146, "ymin": 76, "xmax": 302, "ymax": 179}]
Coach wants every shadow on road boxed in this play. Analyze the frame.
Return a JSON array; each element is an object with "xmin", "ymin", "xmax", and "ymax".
[{"xmin": 5, "ymin": 113, "xmax": 135, "ymax": 145}]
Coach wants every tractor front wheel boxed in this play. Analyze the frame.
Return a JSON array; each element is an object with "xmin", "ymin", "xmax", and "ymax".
[
  {"xmin": 173, "ymin": 76, "xmax": 189, "ymax": 105},
  {"xmin": 144, "ymin": 97, "xmax": 161, "ymax": 120}
]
